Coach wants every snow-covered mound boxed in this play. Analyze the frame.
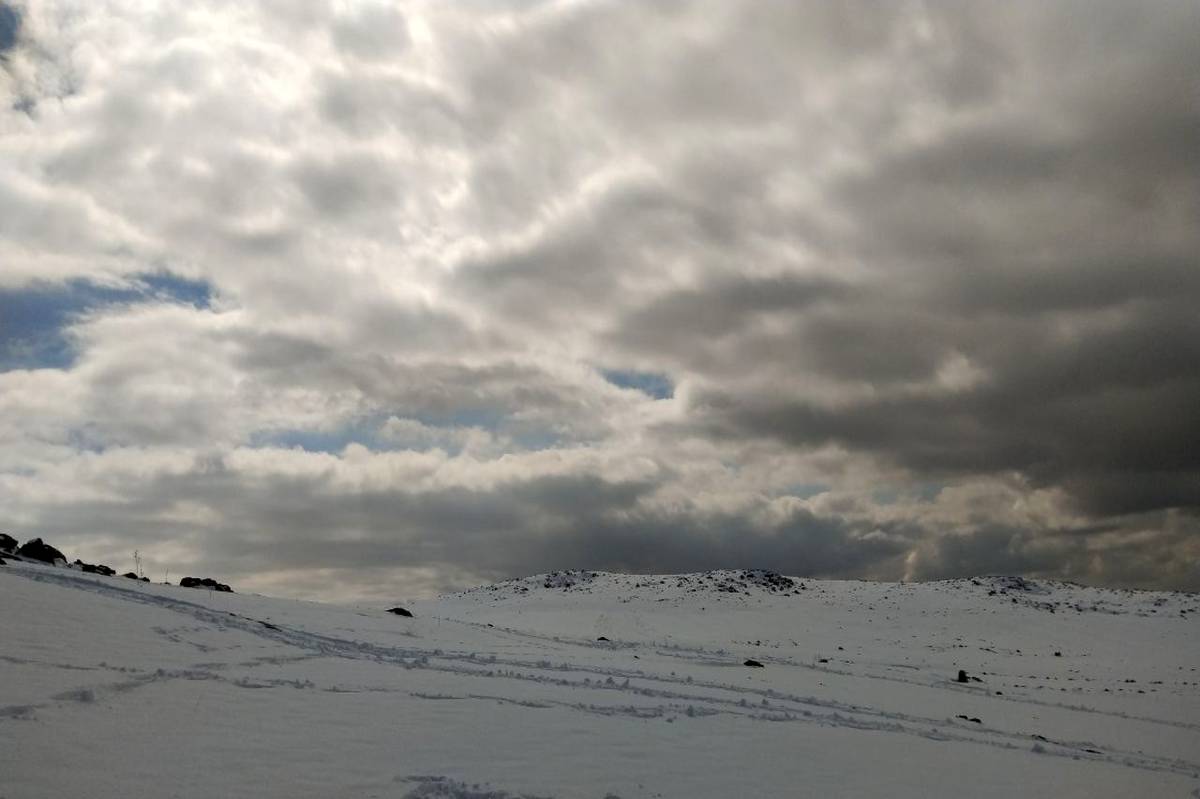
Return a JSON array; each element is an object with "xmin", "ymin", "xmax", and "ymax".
[
  {"xmin": 455, "ymin": 568, "xmax": 1198, "ymax": 618},
  {"xmin": 2, "ymin": 560, "xmax": 1198, "ymax": 798},
  {"xmin": 453, "ymin": 568, "xmax": 806, "ymax": 600}
]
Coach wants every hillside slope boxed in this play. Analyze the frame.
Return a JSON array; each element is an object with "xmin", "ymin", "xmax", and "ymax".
[{"xmin": 2, "ymin": 562, "xmax": 1198, "ymax": 798}]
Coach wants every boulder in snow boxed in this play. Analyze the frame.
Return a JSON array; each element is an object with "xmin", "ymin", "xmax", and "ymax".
[
  {"xmin": 387, "ymin": 607, "xmax": 414, "ymax": 617},
  {"xmin": 180, "ymin": 576, "xmax": 234, "ymax": 592},
  {"xmin": 16, "ymin": 538, "xmax": 67, "ymax": 565},
  {"xmin": 75, "ymin": 559, "xmax": 117, "ymax": 576},
  {"xmin": 744, "ymin": 659, "xmax": 765, "ymax": 668},
  {"xmin": 0, "ymin": 533, "xmax": 17, "ymax": 553}
]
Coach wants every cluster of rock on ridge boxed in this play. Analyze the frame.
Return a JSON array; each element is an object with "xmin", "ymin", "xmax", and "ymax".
[{"xmin": 0, "ymin": 534, "xmax": 233, "ymax": 593}]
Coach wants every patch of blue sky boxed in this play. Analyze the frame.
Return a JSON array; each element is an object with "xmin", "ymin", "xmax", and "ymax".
[
  {"xmin": 872, "ymin": 482, "xmax": 943, "ymax": 505},
  {"xmin": 65, "ymin": 427, "xmax": 108, "ymax": 454},
  {"xmin": 776, "ymin": 482, "xmax": 831, "ymax": 500},
  {"xmin": 137, "ymin": 272, "xmax": 213, "ymax": 309},
  {"xmin": 601, "ymin": 368, "xmax": 674, "ymax": 399},
  {"xmin": 0, "ymin": 272, "xmax": 214, "ymax": 371},
  {"xmin": 249, "ymin": 410, "xmax": 563, "ymax": 456},
  {"xmin": 507, "ymin": 429, "xmax": 563, "ymax": 452},
  {"xmin": 914, "ymin": 482, "xmax": 944, "ymax": 502},
  {"xmin": 0, "ymin": 3, "xmax": 19, "ymax": 53},
  {"xmin": 249, "ymin": 412, "xmax": 393, "ymax": 454},
  {"xmin": 411, "ymin": 407, "xmax": 507, "ymax": 430},
  {"xmin": 250, "ymin": 427, "xmax": 370, "ymax": 454},
  {"xmin": 872, "ymin": 488, "xmax": 900, "ymax": 506},
  {"xmin": 397, "ymin": 409, "xmax": 564, "ymax": 451}
]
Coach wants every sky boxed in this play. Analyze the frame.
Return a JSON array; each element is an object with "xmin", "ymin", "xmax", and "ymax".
[{"xmin": 1, "ymin": 0, "xmax": 1198, "ymax": 602}]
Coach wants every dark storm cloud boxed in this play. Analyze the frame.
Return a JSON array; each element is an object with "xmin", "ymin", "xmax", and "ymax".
[
  {"xmin": 609, "ymin": 275, "xmax": 848, "ymax": 358},
  {"xmin": 534, "ymin": 509, "xmax": 911, "ymax": 582},
  {"xmin": 904, "ymin": 517, "xmax": 1200, "ymax": 592},
  {"xmin": 604, "ymin": 1, "xmax": 1200, "ymax": 523},
  {"xmin": 694, "ymin": 354, "xmax": 1200, "ymax": 518},
  {"xmin": 12, "ymin": 454, "xmax": 913, "ymax": 597}
]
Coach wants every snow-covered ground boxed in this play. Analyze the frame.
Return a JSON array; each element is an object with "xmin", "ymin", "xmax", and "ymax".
[{"xmin": 2, "ymin": 562, "xmax": 1198, "ymax": 798}]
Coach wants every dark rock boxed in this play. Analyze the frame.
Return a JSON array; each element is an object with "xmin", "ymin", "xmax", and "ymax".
[
  {"xmin": 259, "ymin": 621, "xmax": 279, "ymax": 631},
  {"xmin": 0, "ymin": 557, "xmax": 6, "ymax": 566},
  {"xmin": 387, "ymin": 607, "xmax": 414, "ymax": 617},
  {"xmin": 540, "ymin": 570, "xmax": 597, "ymax": 590},
  {"xmin": 141, "ymin": 576, "xmax": 149, "ymax": 582},
  {"xmin": 596, "ymin": 636, "xmax": 610, "ymax": 641},
  {"xmin": 744, "ymin": 659, "xmax": 765, "ymax": 668},
  {"xmin": 1054, "ymin": 651, "xmax": 1062, "ymax": 657},
  {"xmin": 123, "ymin": 572, "xmax": 140, "ymax": 580},
  {"xmin": 180, "ymin": 576, "xmax": 233, "ymax": 592},
  {"xmin": 16, "ymin": 538, "xmax": 67, "ymax": 565},
  {"xmin": 0, "ymin": 533, "xmax": 18, "ymax": 553},
  {"xmin": 956, "ymin": 670, "xmax": 969, "ymax": 683},
  {"xmin": 80, "ymin": 563, "xmax": 116, "ymax": 576}
]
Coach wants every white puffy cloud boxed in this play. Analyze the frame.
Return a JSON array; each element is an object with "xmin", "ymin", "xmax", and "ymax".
[{"xmin": 1, "ymin": 0, "xmax": 1198, "ymax": 599}]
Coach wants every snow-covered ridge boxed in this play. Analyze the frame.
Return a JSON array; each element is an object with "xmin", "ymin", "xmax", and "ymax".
[
  {"xmin": 451, "ymin": 568, "xmax": 1198, "ymax": 618},
  {"xmin": 450, "ymin": 568, "xmax": 805, "ymax": 599}
]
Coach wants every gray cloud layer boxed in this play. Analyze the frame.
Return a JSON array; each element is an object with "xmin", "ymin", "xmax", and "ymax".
[{"xmin": 1, "ymin": 0, "xmax": 1197, "ymax": 600}]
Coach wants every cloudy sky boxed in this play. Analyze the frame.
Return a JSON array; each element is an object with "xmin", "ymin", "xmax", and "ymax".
[{"xmin": 1, "ymin": 0, "xmax": 1198, "ymax": 602}]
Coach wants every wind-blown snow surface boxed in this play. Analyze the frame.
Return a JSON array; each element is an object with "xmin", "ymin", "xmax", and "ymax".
[{"xmin": 2, "ymin": 564, "xmax": 1199, "ymax": 798}]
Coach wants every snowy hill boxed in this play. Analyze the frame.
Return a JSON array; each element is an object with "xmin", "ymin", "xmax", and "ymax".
[{"xmin": 2, "ymin": 561, "xmax": 1198, "ymax": 798}]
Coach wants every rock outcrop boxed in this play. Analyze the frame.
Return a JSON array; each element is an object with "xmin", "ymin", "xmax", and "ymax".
[
  {"xmin": 179, "ymin": 576, "xmax": 233, "ymax": 593},
  {"xmin": 16, "ymin": 538, "xmax": 67, "ymax": 565},
  {"xmin": 75, "ymin": 560, "xmax": 117, "ymax": 576}
]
